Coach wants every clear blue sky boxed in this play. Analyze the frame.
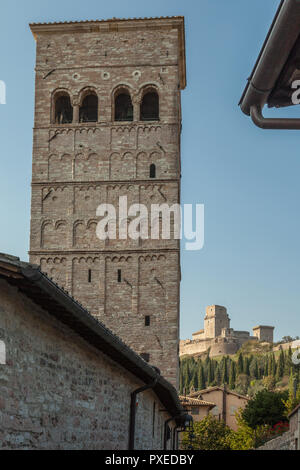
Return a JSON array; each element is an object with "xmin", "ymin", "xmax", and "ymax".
[{"xmin": 0, "ymin": 0, "xmax": 299, "ymax": 342}]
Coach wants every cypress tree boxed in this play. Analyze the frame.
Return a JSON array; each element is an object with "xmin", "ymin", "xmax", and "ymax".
[
  {"xmin": 222, "ymin": 357, "xmax": 229, "ymax": 384},
  {"xmin": 198, "ymin": 363, "xmax": 206, "ymax": 390},
  {"xmin": 264, "ymin": 355, "xmax": 269, "ymax": 377},
  {"xmin": 276, "ymin": 348, "xmax": 285, "ymax": 381},
  {"xmin": 207, "ymin": 358, "xmax": 214, "ymax": 385},
  {"xmin": 271, "ymin": 353, "xmax": 277, "ymax": 377},
  {"xmin": 244, "ymin": 357, "xmax": 250, "ymax": 376},
  {"xmin": 215, "ymin": 365, "xmax": 221, "ymax": 386},
  {"xmin": 237, "ymin": 352, "xmax": 244, "ymax": 374},
  {"xmin": 191, "ymin": 369, "xmax": 198, "ymax": 391},
  {"xmin": 229, "ymin": 361, "xmax": 236, "ymax": 390}
]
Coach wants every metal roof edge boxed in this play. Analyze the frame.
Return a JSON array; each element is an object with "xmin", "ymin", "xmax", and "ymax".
[{"xmin": 239, "ymin": 0, "xmax": 300, "ymax": 115}]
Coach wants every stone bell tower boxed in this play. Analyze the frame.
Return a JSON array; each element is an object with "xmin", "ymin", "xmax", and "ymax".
[{"xmin": 29, "ymin": 17, "xmax": 186, "ymax": 388}]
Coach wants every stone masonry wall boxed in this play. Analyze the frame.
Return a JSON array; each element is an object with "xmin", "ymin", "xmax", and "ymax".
[
  {"xmin": 257, "ymin": 431, "xmax": 295, "ymax": 451},
  {"xmin": 0, "ymin": 279, "xmax": 176, "ymax": 450},
  {"xmin": 179, "ymin": 338, "xmax": 240, "ymax": 358},
  {"xmin": 29, "ymin": 19, "xmax": 183, "ymax": 388}
]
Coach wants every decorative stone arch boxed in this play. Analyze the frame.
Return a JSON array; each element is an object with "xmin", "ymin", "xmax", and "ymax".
[
  {"xmin": 41, "ymin": 219, "xmax": 53, "ymax": 248},
  {"xmin": 55, "ymin": 219, "xmax": 67, "ymax": 230},
  {"xmin": 112, "ymin": 84, "xmax": 134, "ymax": 122},
  {"xmin": 51, "ymin": 88, "xmax": 73, "ymax": 124},
  {"xmin": 87, "ymin": 218, "xmax": 98, "ymax": 229},
  {"xmin": 73, "ymin": 219, "xmax": 85, "ymax": 246},
  {"xmin": 136, "ymin": 151, "xmax": 148, "ymax": 179}
]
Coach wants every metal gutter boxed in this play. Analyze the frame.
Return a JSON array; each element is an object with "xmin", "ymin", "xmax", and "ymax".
[
  {"xmin": 250, "ymin": 104, "xmax": 300, "ymax": 129},
  {"xmin": 239, "ymin": 0, "xmax": 300, "ymax": 116}
]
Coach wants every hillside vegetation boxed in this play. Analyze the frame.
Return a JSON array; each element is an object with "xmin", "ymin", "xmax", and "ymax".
[{"xmin": 180, "ymin": 341, "xmax": 299, "ymax": 397}]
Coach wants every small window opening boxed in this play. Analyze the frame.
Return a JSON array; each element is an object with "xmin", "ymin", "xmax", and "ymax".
[
  {"xmin": 115, "ymin": 92, "xmax": 133, "ymax": 121},
  {"xmin": 55, "ymin": 94, "xmax": 73, "ymax": 124},
  {"xmin": 0, "ymin": 340, "xmax": 6, "ymax": 365},
  {"xmin": 150, "ymin": 163, "xmax": 156, "ymax": 178},
  {"xmin": 140, "ymin": 91, "xmax": 159, "ymax": 121},
  {"xmin": 118, "ymin": 269, "xmax": 122, "ymax": 283},
  {"xmin": 145, "ymin": 316, "xmax": 150, "ymax": 326},
  {"xmin": 88, "ymin": 269, "xmax": 92, "ymax": 283},
  {"xmin": 79, "ymin": 94, "xmax": 98, "ymax": 122}
]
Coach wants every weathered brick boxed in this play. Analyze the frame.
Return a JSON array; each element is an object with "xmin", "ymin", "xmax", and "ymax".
[{"xmin": 29, "ymin": 17, "xmax": 186, "ymax": 389}]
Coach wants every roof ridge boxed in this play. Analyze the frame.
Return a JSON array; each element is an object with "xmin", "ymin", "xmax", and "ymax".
[{"xmin": 29, "ymin": 16, "xmax": 184, "ymax": 26}]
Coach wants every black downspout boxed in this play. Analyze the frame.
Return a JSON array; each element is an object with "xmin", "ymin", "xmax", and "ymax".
[
  {"xmin": 163, "ymin": 417, "xmax": 173, "ymax": 450},
  {"xmin": 128, "ymin": 377, "xmax": 158, "ymax": 450},
  {"xmin": 163, "ymin": 414, "xmax": 183, "ymax": 450}
]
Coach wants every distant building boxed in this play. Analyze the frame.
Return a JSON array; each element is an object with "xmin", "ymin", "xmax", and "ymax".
[
  {"xmin": 179, "ymin": 396, "xmax": 216, "ymax": 422},
  {"xmin": 189, "ymin": 386, "xmax": 249, "ymax": 431},
  {"xmin": 253, "ymin": 325, "xmax": 274, "ymax": 343},
  {"xmin": 180, "ymin": 305, "xmax": 274, "ymax": 358}
]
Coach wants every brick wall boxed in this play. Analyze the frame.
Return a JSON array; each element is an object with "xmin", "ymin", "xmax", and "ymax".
[
  {"xmin": 0, "ymin": 279, "xmax": 176, "ymax": 450},
  {"xmin": 29, "ymin": 18, "xmax": 185, "ymax": 388}
]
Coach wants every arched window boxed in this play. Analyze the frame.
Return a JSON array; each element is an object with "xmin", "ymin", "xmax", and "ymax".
[
  {"xmin": 54, "ymin": 93, "xmax": 73, "ymax": 124},
  {"xmin": 150, "ymin": 163, "xmax": 156, "ymax": 178},
  {"xmin": 79, "ymin": 93, "xmax": 98, "ymax": 122},
  {"xmin": 115, "ymin": 91, "xmax": 133, "ymax": 121},
  {"xmin": 140, "ymin": 91, "xmax": 159, "ymax": 121}
]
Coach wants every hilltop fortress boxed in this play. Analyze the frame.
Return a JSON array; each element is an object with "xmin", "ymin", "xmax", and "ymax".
[{"xmin": 180, "ymin": 305, "xmax": 274, "ymax": 358}]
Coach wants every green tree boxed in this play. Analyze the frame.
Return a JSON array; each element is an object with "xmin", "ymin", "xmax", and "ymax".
[
  {"xmin": 181, "ymin": 415, "xmax": 232, "ymax": 450},
  {"xmin": 237, "ymin": 352, "xmax": 244, "ymax": 374},
  {"xmin": 222, "ymin": 357, "xmax": 229, "ymax": 384},
  {"xmin": 271, "ymin": 353, "xmax": 276, "ymax": 376},
  {"xmin": 215, "ymin": 365, "xmax": 221, "ymax": 386},
  {"xmin": 283, "ymin": 372, "xmax": 300, "ymax": 415},
  {"xmin": 229, "ymin": 361, "xmax": 236, "ymax": 390},
  {"xmin": 198, "ymin": 363, "xmax": 206, "ymax": 390},
  {"xmin": 190, "ymin": 369, "xmax": 198, "ymax": 391},
  {"xmin": 229, "ymin": 411, "xmax": 270, "ymax": 450},
  {"xmin": 207, "ymin": 358, "xmax": 214, "ymax": 386},
  {"xmin": 244, "ymin": 357, "xmax": 250, "ymax": 376},
  {"xmin": 284, "ymin": 347, "xmax": 293, "ymax": 375},
  {"xmin": 235, "ymin": 373, "xmax": 250, "ymax": 396},
  {"xmin": 276, "ymin": 348, "xmax": 285, "ymax": 381},
  {"xmin": 242, "ymin": 389, "xmax": 288, "ymax": 429}
]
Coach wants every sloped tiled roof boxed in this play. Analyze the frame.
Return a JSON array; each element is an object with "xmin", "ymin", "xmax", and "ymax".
[
  {"xmin": 189, "ymin": 386, "xmax": 249, "ymax": 401},
  {"xmin": 179, "ymin": 395, "xmax": 216, "ymax": 408}
]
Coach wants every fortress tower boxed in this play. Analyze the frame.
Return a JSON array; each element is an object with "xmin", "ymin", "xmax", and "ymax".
[
  {"xmin": 29, "ymin": 17, "xmax": 186, "ymax": 387},
  {"xmin": 253, "ymin": 325, "xmax": 274, "ymax": 343},
  {"xmin": 204, "ymin": 305, "xmax": 230, "ymax": 339}
]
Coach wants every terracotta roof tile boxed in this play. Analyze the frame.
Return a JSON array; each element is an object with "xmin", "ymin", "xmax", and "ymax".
[{"xmin": 179, "ymin": 396, "xmax": 215, "ymax": 408}]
